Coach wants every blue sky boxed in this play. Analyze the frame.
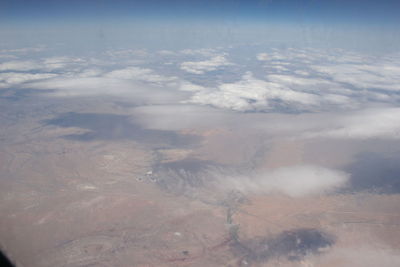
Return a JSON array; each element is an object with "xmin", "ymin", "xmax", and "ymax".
[
  {"xmin": 0, "ymin": 0, "xmax": 399, "ymax": 52},
  {"xmin": 1, "ymin": 0, "xmax": 400, "ymax": 25}
]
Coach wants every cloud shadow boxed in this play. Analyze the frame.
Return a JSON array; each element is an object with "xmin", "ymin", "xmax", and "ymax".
[
  {"xmin": 345, "ymin": 152, "xmax": 400, "ymax": 194},
  {"xmin": 44, "ymin": 112, "xmax": 201, "ymax": 147}
]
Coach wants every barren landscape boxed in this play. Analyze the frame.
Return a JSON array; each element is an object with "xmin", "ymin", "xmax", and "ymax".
[{"xmin": 1, "ymin": 90, "xmax": 400, "ymax": 266}]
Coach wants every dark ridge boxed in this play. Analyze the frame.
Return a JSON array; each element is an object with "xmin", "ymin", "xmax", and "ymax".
[
  {"xmin": 154, "ymin": 159, "xmax": 219, "ymax": 174},
  {"xmin": 153, "ymin": 159, "xmax": 222, "ymax": 195},
  {"xmin": 0, "ymin": 250, "xmax": 14, "ymax": 267},
  {"xmin": 43, "ymin": 112, "xmax": 200, "ymax": 147},
  {"xmin": 152, "ymin": 159, "xmax": 252, "ymax": 205}
]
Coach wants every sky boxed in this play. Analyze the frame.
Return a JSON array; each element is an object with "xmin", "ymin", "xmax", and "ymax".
[
  {"xmin": 1, "ymin": 0, "xmax": 400, "ymax": 24},
  {"xmin": 1, "ymin": 0, "xmax": 400, "ymax": 52}
]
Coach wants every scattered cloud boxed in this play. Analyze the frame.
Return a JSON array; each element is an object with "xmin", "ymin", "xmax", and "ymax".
[
  {"xmin": 214, "ymin": 165, "xmax": 349, "ymax": 197},
  {"xmin": 256, "ymin": 53, "xmax": 269, "ymax": 61},
  {"xmin": 1, "ymin": 47, "xmax": 399, "ymax": 117},
  {"xmin": 0, "ymin": 60, "xmax": 41, "ymax": 71},
  {"xmin": 0, "ymin": 46, "xmax": 45, "ymax": 55},
  {"xmin": 157, "ymin": 50, "xmax": 177, "ymax": 56},
  {"xmin": 312, "ymin": 63, "xmax": 400, "ymax": 91},
  {"xmin": 0, "ymin": 72, "xmax": 57, "ymax": 88},
  {"xmin": 180, "ymin": 55, "xmax": 232, "ymax": 74},
  {"xmin": 185, "ymin": 72, "xmax": 338, "ymax": 111},
  {"xmin": 180, "ymin": 48, "xmax": 218, "ymax": 57},
  {"xmin": 178, "ymin": 81, "xmax": 207, "ymax": 92},
  {"xmin": 105, "ymin": 67, "xmax": 178, "ymax": 84},
  {"xmin": 0, "ymin": 56, "xmax": 85, "ymax": 72},
  {"xmin": 42, "ymin": 57, "xmax": 84, "ymax": 70},
  {"xmin": 104, "ymin": 49, "xmax": 148, "ymax": 58}
]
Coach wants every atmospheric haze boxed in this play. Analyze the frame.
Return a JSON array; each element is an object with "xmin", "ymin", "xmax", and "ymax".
[{"xmin": 1, "ymin": 0, "xmax": 400, "ymax": 266}]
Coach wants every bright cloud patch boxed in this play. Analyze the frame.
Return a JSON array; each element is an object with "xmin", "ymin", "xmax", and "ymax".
[
  {"xmin": 0, "ymin": 72, "xmax": 57, "ymax": 88},
  {"xmin": 181, "ymin": 48, "xmax": 400, "ymax": 112},
  {"xmin": 304, "ymin": 108, "xmax": 400, "ymax": 139},
  {"xmin": 185, "ymin": 72, "xmax": 342, "ymax": 111},
  {"xmin": 0, "ymin": 61, "xmax": 40, "ymax": 71},
  {"xmin": 0, "ymin": 57, "xmax": 85, "ymax": 72},
  {"xmin": 105, "ymin": 67, "xmax": 177, "ymax": 84},
  {"xmin": 216, "ymin": 165, "xmax": 349, "ymax": 197},
  {"xmin": 180, "ymin": 55, "xmax": 232, "ymax": 74}
]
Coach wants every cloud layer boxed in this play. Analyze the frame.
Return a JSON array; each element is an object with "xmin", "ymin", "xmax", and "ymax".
[
  {"xmin": 1, "ymin": 46, "xmax": 400, "ymax": 141},
  {"xmin": 2, "ymin": 46, "xmax": 399, "ymax": 114}
]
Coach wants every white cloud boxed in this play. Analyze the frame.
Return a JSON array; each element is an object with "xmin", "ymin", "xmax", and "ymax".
[
  {"xmin": 265, "ymin": 74, "xmax": 354, "ymax": 106},
  {"xmin": 185, "ymin": 72, "xmax": 327, "ymax": 111},
  {"xmin": 24, "ymin": 76, "xmax": 185, "ymax": 103},
  {"xmin": 180, "ymin": 48, "xmax": 400, "ymax": 113},
  {"xmin": 132, "ymin": 103, "xmax": 400, "ymax": 141},
  {"xmin": 42, "ymin": 57, "xmax": 84, "ymax": 70},
  {"xmin": 304, "ymin": 108, "xmax": 400, "ymax": 139},
  {"xmin": 180, "ymin": 48, "xmax": 218, "ymax": 57},
  {"xmin": 0, "ymin": 72, "xmax": 57, "ymax": 87},
  {"xmin": 104, "ymin": 49, "xmax": 148, "ymax": 58},
  {"xmin": 0, "ymin": 46, "xmax": 45, "ymax": 54},
  {"xmin": 157, "ymin": 50, "xmax": 177, "ymax": 56},
  {"xmin": 214, "ymin": 165, "xmax": 349, "ymax": 197},
  {"xmin": 311, "ymin": 62, "xmax": 400, "ymax": 91},
  {"xmin": 3, "ymin": 47, "xmax": 399, "ymax": 117},
  {"xmin": 294, "ymin": 70, "xmax": 310, "ymax": 76},
  {"xmin": 0, "ymin": 60, "xmax": 40, "ymax": 71},
  {"xmin": 21, "ymin": 66, "xmax": 186, "ymax": 103},
  {"xmin": 105, "ymin": 67, "xmax": 177, "ymax": 84},
  {"xmin": 0, "ymin": 56, "xmax": 86, "ymax": 72},
  {"xmin": 178, "ymin": 81, "xmax": 207, "ymax": 92},
  {"xmin": 180, "ymin": 55, "xmax": 232, "ymax": 74},
  {"xmin": 256, "ymin": 53, "xmax": 269, "ymax": 61},
  {"xmin": 25, "ymin": 77, "xmax": 127, "ymax": 96},
  {"xmin": 77, "ymin": 68, "xmax": 103, "ymax": 78},
  {"xmin": 266, "ymin": 74, "xmax": 335, "ymax": 89}
]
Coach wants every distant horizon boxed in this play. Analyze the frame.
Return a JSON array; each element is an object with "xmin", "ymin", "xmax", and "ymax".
[
  {"xmin": 2, "ymin": 0, "xmax": 400, "ymax": 25},
  {"xmin": 1, "ymin": 0, "xmax": 400, "ymax": 53}
]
